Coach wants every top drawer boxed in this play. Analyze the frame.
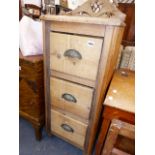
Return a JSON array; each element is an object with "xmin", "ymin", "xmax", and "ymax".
[{"xmin": 50, "ymin": 32, "xmax": 103, "ymax": 81}]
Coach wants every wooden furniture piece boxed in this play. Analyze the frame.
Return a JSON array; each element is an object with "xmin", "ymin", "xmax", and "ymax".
[
  {"xmin": 102, "ymin": 119, "xmax": 135, "ymax": 155},
  {"xmin": 95, "ymin": 69, "xmax": 135, "ymax": 155},
  {"xmin": 19, "ymin": 51, "xmax": 45, "ymax": 140},
  {"xmin": 40, "ymin": 1, "xmax": 125, "ymax": 154},
  {"xmin": 118, "ymin": 3, "xmax": 135, "ymax": 46}
]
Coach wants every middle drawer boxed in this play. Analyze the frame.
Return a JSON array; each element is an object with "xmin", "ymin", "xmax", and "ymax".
[{"xmin": 50, "ymin": 77, "xmax": 94, "ymax": 120}]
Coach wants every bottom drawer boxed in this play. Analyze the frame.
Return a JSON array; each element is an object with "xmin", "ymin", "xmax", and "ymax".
[{"xmin": 51, "ymin": 109, "xmax": 88, "ymax": 149}]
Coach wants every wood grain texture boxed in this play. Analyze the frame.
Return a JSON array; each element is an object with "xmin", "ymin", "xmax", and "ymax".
[
  {"xmin": 19, "ymin": 52, "xmax": 44, "ymax": 118},
  {"xmin": 104, "ymin": 69, "xmax": 135, "ymax": 113},
  {"xmin": 51, "ymin": 107, "xmax": 89, "ymax": 124},
  {"xmin": 51, "ymin": 109, "xmax": 88, "ymax": 149},
  {"xmin": 84, "ymin": 26, "xmax": 124, "ymax": 155},
  {"xmin": 51, "ymin": 70, "xmax": 95, "ymax": 88},
  {"xmin": 101, "ymin": 120, "xmax": 120, "ymax": 155},
  {"xmin": 19, "ymin": 111, "xmax": 44, "ymax": 125},
  {"xmin": 19, "ymin": 50, "xmax": 43, "ymax": 62},
  {"xmin": 114, "ymin": 135, "xmax": 135, "ymax": 155},
  {"xmin": 41, "ymin": 14, "xmax": 125, "ymax": 154},
  {"xmin": 50, "ymin": 77, "xmax": 93, "ymax": 120},
  {"xmin": 118, "ymin": 3, "xmax": 135, "ymax": 46},
  {"xmin": 50, "ymin": 32, "xmax": 103, "ymax": 81},
  {"xmin": 50, "ymin": 21, "xmax": 106, "ymax": 37},
  {"xmin": 40, "ymin": 15, "xmax": 125, "ymax": 26},
  {"xmin": 70, "ymin": 0, "xmax": 125, "ymax": 18},
  {"xmin": 102, "ymin": 106, "xmax": 135, "ymax": 124},
  {"xmin": 95, "ymin": 106, "xmax": 135, "ymax": 155},
  {"xmin": 101, "ymin": 119, "xmax": 135, "ymax": 155},
  {"xmin": 42, "ymin": 21, "xmax": 52, "ymax": 135},
  {"xmin": 19, "ymin": 51, "xmax": 45, "ymax": 140},
  {"xmin": 51, "ymin": 130, "xmax": 85, "ymax": 150},
  {"xmin": 95, "ymin": 118, "xmax": 111, "ymax": 155}
]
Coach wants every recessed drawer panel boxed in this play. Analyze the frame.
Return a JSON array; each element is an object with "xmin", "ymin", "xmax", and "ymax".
[
  {"xmin": 50, "ymin": 32, "xmax": 103, "ymax": 81},
  {"xmin": 51, "ymin": 109, "xmax": 88, "ymax": 149},
  {"xmin": 50, "ymin": 77, "xmax": 93, "ymax": 120}
]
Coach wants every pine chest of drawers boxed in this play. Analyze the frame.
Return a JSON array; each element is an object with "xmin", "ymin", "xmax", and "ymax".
[{"xmin": 41, "ymin": 8, "xmax": 125, "ymax": 155}]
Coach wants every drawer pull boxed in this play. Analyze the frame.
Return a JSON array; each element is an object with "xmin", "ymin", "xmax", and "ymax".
[
  {"xmin": 61, "ymin": 124, "xmax": 74, "ymax": 133},
  {"xmin": 64, "ymin": 49, "xmax": 82, "ymax": 60},
  {"xmin": 62, "ymin": 93, "xmax": 77, "ymax": 103}
]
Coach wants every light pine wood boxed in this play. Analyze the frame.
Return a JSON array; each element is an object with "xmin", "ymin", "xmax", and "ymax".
[
  {"xmin": 104, "ymin": 69, "xmax": 135, "ymax": 113},
  {"xmin": 42, "ymin": 21, "xmax": 52, "ymax": 134},
  {"xmin": 50, "ymin": 32, "xmax": 103, "ymax": 81},
  {"xmin": 51, "ymin": 130, "xmax": 85, "ymax": 150},
  {"xmin": 41, "ymin": 11, "xmax": 125, "ymax": 155},
  {"xmin": 40, "ymin": 14, "xmax": 125, "ymax": 26},
  {"xmin": 51, "ymin": 70, "xmax": 95, "ymax": 88},
  {"xmin": 51, "ymin": 109, "xmax": 88, "ymax": 149},
  {"xmin": 51, "ymin": 107, "xmax": 89, "ymax": 124},
  {"xmin": 71, "ymin": 0, "xmax": 125, "ymax": 21},
  {"xmin": 104, "ymin": 26, "xmax": 125, "ymax": 83},
  {"xmin": 50, "ymin": 77, "xmax": 94, "ymax": 120},
  {"xmin": 50, "ymin": 21, "xmax": 106, "ymax": 37},
  {"xmin": 84, "ymin": 26, "xmax": 124, "ymax": 155}
]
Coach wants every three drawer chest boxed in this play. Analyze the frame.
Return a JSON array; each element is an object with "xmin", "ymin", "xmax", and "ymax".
[{"xmin": 41, "ymin": 2, "xmax": 125, "ymax": 154}]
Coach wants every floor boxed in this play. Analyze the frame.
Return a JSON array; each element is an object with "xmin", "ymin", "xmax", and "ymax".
[{"xmin": 19, "ymin": 118, "xmax": 92, "ymax": 155}]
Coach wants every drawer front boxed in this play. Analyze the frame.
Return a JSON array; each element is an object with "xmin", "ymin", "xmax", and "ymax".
[
  {"xmin": 51, "ymin": 109, "xmax": 88, "ymax": 149},
  {"xmin": 50, "ymin": 32, "xmax": 103, "ymax": 81},
  {"xmin": 50, "ymin": 77, "xmax": 93, "ymax": 120}
]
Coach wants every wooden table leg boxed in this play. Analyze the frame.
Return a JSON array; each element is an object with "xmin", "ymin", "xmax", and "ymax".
[
  {"xmin": 33, "ymin": 125, "xmax": 42, "ymax": 141},
  {"xmin": 95, "ymin": 118, "xmax": 111, "ymax": 155}
]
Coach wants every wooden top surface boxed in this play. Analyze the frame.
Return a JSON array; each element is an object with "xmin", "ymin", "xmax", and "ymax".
[
  {"xmin": 40, "ymin": 14, "xmax": 125, "ymax": 26},
  {"xmin": 19, "ymin": 50, "xmax": 43, "ymax": 62},
  {"xmin": 41, "ymin": 0, "xmax": 125, "ymax": 26},
  {"xmin": 104, "ymin": 69, "xmax": 135, "ymax": 113}
]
